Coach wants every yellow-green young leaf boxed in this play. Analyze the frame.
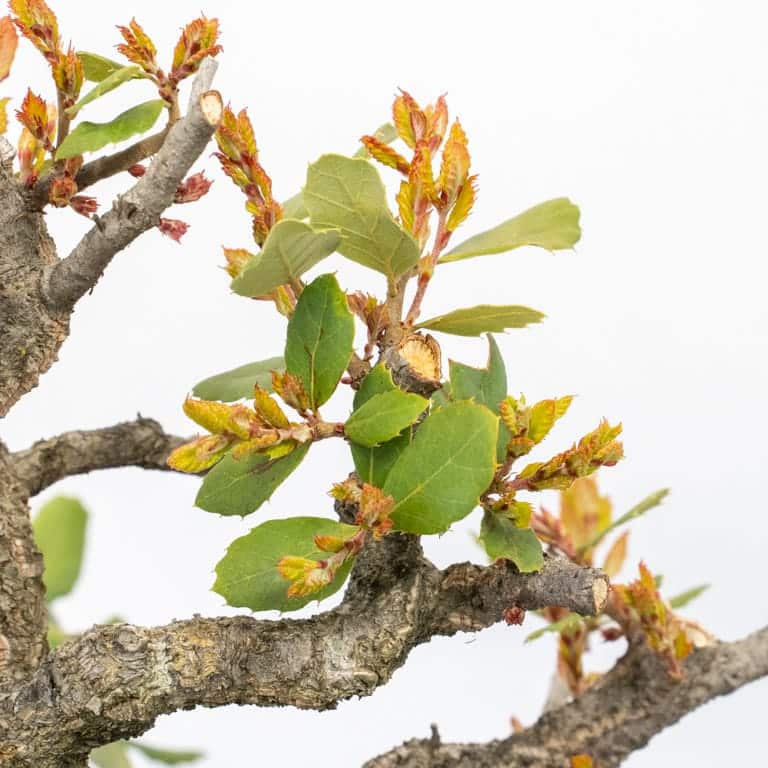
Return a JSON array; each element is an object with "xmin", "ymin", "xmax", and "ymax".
[
  {"xmin": 130, "ymin": 742, "xmax": 203, "ymax": 765},
  {"xmin": 66, "ymin": 64, "xmax": 146, "ymax": 118},
  {"xmin": 416, "ymin": 305, "xmax": 545, "ymax": 336},
  {"xmin": 528, "ymin": 396, "xmax": 573, "ymax": 444},
  {"xmin": 345, "ymin": 389, "xmax": 427, "ymax": 447},
  {"xmin": 602, "ymin": 530, "xmax": 628, "ymax": 578},
  {"xmin": 195, "ymin": 445, "xmax": 309, "ymax": 516},
  {"xmin": 525, "ymin": 612, "xmax": 583, "ymax": 642},
  {"xmin": 353, "ymin": 122, "xmax": 398, "ymax": 158},
  {"xmin": 90, "ymin": 741, "xmax": 131, "ymax": 768},
  {"xmin": 78, "ymin": 51, "xmax": 126, "ymax": 82},
  {"xmin": 350, "ymin": 364, "xmax": 411, "ymax": 487},
  {"xmin": 192, "ymin": 357, "xmax": 284, "ymax": 401},
  {"xmin": 449, "ymin": 334, "xmax": 508, "ymax": 461},
  {"xmin": 440, "ymin": 198, "xmax": 581, "ymax": 263},
  {"xmin": 33, "ymin": 496, "xmax": 87, "ymax": 602},
  {"xmin": 303, "ymin": 154, "xmax": 420, "ymax": 280},
  {"xmin": 213, "ymin": 517, "xmax": 358, "ymax": 612},
  {"xmin": 231, "ymin": 220, "xmax": 341, "ymax": 298},
  {"xmin": 56, "ymin": 99, "xmax": 165, "ymax": 159},
  {"xmin": 284, "ymin": 273, "xmax": 354, "ymax": 408},
  {"xmin": 668, "ymin": 583, "xmax": 710, "ymax": 610},
  {"xmin": 384, "ymin": 401, "xmax": 498, "ymax": 534},
  {"xmin": 583, "ymin": 488, "xmax": 670, "ymax": 552},
  {"xmin": 479, "ymin": 510, "xmax": 543, "ymax": 572},
  {"xmin": 282, "ymin": 125, "xmax": 397, "ymax": 221}
]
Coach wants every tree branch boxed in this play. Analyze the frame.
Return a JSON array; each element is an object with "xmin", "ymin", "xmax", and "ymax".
[
  {"xmin": 0, "ymin": 441, "xmax": 46, "ymax": 690},
  {"xmin": 0, "ymin": 536, "xmax": 607, "ymax": 767},
  {"xmin": 365, "ymin": 625, "xmax": 768, "ymax": 768},
  {"xmin": 9, "ymin": 418, "xmax": 187, "ymax": 497},
  {"xmin": 42, "ymin": 59, "xmax": 222, "ymax": 311}
]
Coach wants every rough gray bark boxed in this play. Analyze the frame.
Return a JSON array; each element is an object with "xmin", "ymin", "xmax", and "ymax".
[
  {"xmin": 9, "ymin": 418, "xmax": 187, "ymax": 497},
  {"xmin": 0, "ymin": 59, "xmax": 222, "ymax": 416},
  {"xmin": 365, "ymin": 625, "xmax": 768, "ymax": 768},
  {"xmin": 0, "ymin": 492, "xmax": 607, "ymax": 767}
]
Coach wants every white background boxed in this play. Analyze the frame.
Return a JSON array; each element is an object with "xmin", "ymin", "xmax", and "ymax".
[{"xmin": 3, "ymin": 1, "xmax": 767, "ymax": 765}]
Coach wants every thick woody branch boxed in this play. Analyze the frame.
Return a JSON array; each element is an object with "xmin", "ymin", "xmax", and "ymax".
[
  {"xmin": 0, "ymin": 536, "xmax": 607, "ymax": 767},
  {"xmin": 0, "ymin": 443, "xmax": 46, "ymax": 690},
  {"xmin": 9, "ymin": 418, "xmax": 187, "ymax": 497},
  {"xmin": 365, "ymin": 625, "xmax": 768, "ymax": 768},
  {"xmin": 42, "ymin": 59, "xmax": 222, "ymax": 311}
]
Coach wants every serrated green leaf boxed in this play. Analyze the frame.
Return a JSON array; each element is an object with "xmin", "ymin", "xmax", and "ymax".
[
  {"xmin": 192, "ymin": 357, "xmax": 284, "ymax": 402},
  {"xmin": 479, "ymin": 510, "xmax": 543, "ymax": 573},
  {"xmin": 383, "ymin": 401, "xmax": 498, "ymax": 534},
  {"xmin": 91, "ymin": 742, "xmax": 131, "ymax": 768},
  {"xmin": 440, "ymin": 198, "xmax": 581, "ymax": 263},
  {"xmin": 231, "ymin": 220, "xmax": 341, "ymax": 298},
  {"xmin": 285, "ymin": 273, "xmax": 354, "ymax": 408},
  {"xmin": 525, "ymin": 612, "xmax": 583, "ymax": 642},
  {"xmin": 303, "ymin": 154, "xmax": 419, "ymax": 280},
  {"xmin": 66, "ymin": 65, "xmax": 146, "ymax": 118},
  {"xmin": 350, "ymin": 364, "xmax": 411, "ymax": 486},
  {"xmin": 56, "ymin": 99, "xmax": 165, "ymax": 160},
  {"xmin": 78, "ymin": 52, "xmax": 126, "ymax": 82},
  {"xmin": 130, "ymin": 743, "xmax": 203, "ymax": 765},
  {"xmin": 33, "ymin": 496, "xmax": 87, "ymax": 602},
  {"xmin": 582, "ymin": 488, "xmax": 670, "ymax": 552},
  {"xmin": 431, "ymin": 383, "xmax": 451, "ymax": 409},
  {"xmin": 668, "ymin": 584, "xmax": 710, "ymax": 610},
  {"xmin": 449, "ymin": 334, "xmax": 508, "ymax": 461},
  {"xmin": 195, "ymin": 445, "xmax": 309, "ymax": 517},
  {"xmin": 213, "ymin": 517, "xmax": 357, "ymax": 612},
  {"xmin": 345, "ymin": 389, "xmax": 427, "ymax": 447},
  {"xmin": 416, "ymin": 305, "xmax": 545, "ymax": 336}
]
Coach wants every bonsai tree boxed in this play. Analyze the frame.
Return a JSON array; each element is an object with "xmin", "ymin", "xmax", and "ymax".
[{"xmin": 0, "ymin": 3, "xmax": 764, "ymax": 766}]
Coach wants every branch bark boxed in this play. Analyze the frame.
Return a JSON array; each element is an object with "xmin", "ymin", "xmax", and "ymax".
[
  {"xmin": 43, "ymin": 59, "xmax": 222, "ymax": 311},
  {"xmin": 365, "ymin": 626, "xmax": 768, "ymax": 768},
  {"xmin": 0, "ymin": 59, "xmax": 222, "ymax": 416},
  {"xmin": 9, "ymin": 418, "xmax": 187, "ymax": 497},
  {"xmin": 0, "ymin": 535, "xmax": 607, "ymax": 767}
]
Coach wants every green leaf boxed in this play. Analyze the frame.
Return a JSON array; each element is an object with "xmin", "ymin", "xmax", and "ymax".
[
  {"xmin": 33, "ymin": 496, "xmax": 87, "ymax": 602},
  {"xmin": 195, "ymin": 445, "xmax": 309, "ymax": 517},
  {"xmin": 91, "ymin": 742, "xmax": 132, "ymax": 768},
  {"xmin": 479, "ymin": 510, "xmax": 543, "ymax": 573},
  {"xmin": 130, "ymin": 743, "xmax": 203, "ymax": 765},
  {"xmin": 213, "ymin": 517, "xmax": 358, "ymax": 612},
  {"xmin": 78, "ymin": 52, "xmax": 126, "ymax": 82},
  {"xmin": 56, "ymin": 99, "xmax": 165, "ymax": 160},
  {"xmin": 383, "ymin": 401, "xmax": 498, "ymax": 534},
  {"xmin": 350, "ymin": 365, "xmax": 411, "ymax": 486},
  {"xmin": 192, "ymin": 357, "xmax": 284, "ymax": 402},
  {"xmin": 668, "ymin": 583, "xmax": 710, "ymax": 610},
  {"xmin": 583, "ymin": 488, "xmax": 670, "ymax": 552},
  {"xmin": 284, "ymin": 273, "xmax": 354, "ymax": 408},
  {"xmin": 282, "ymin": 124, "xmax": 397, "ymax": 221},
  {"xmin": 66, "ymin": 65, "xmax": 146, "ymax": 118},
  {"xmin": 525, "ymin": 612, "xmax": 583, "ymax": 642},
  {"xmin": 449, "ymin": 335, "xmax": 508, "ymax": 460},
  {"xmin": 352, "ymin": 122, "xmax": 398, "ymax": 157},
  {"xmin": 345, "ymin": 389, "xmax": 427, "ymax": 447},
  {"xmin": 231, "ymin": 220, "xmax": 341, "ymax": 298},
  {"xmin": 440, "ymin": 198, "xmax": 581, "ymax": 263},
  {"xmin": 431, "ymin": 383, "xmax": 451, "ymax": 409},
  {"xmin": 416, "ymin": 305, "xmax": 545, "ymax": 336},
  {"xmin": 303, "ymin": 154, "xmax": 420, "ymax": 280}
]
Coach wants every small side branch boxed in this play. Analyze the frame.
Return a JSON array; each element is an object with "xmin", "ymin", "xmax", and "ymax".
[
  {"xmin": 42, "ymin": 59, "xmax": 222, "ymax": 311},
  {"xmin": 365, "ymin": 625, "xmax": 768, "ymax": 768},
  {"xmin": 9, "ymin": 418, "xmax": 187, "ymax": 497}
]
